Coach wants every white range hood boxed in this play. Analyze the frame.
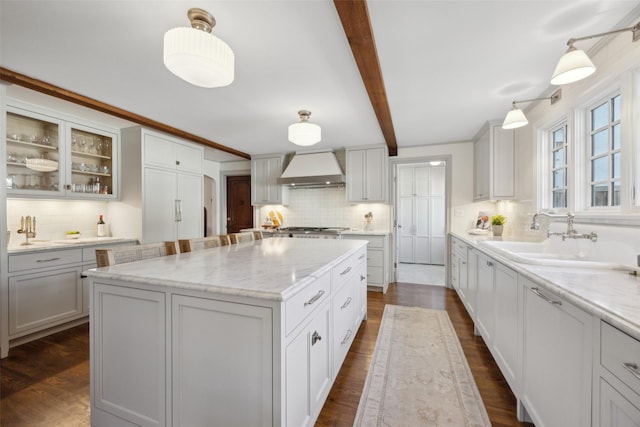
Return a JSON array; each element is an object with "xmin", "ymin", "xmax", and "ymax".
[{"xmin": 278, "ymin": 150, "xmax": 345, "ymax": 188}]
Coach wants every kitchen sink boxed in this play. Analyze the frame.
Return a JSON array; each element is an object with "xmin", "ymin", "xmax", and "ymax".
[{"xmin": 479, "ymin": 239, "xmax": 639, "ymax": 271}]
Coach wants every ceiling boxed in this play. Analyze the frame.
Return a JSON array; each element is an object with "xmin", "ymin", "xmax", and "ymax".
[{"xmin": 1, "ymin": 1, "xmax": 639, "ymax": 161}]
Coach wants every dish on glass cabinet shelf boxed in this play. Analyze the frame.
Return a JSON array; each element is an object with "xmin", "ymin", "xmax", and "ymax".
[{"xmin": 25, "ymin": 158, "xmax": 58, "ymax": 172}]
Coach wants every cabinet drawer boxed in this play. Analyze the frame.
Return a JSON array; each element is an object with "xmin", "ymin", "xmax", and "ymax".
[
  {"xmin": 285, "ymin": 270, "xmax": 331, "ymax": 336},
  {"xmin": 332, "ymin": 248, "xmax": 366, "ymax": 291},
  {"xmin": 367, "ymin": 266, "xmax": 384, "ymax": 285},
  {"xmin": 366, "ymin": 249, "xmax": 384, "ymax": 268},
  {"xmin": 601, "ymin": 321, "xmax": 640, "ymax": 396},
  {"xmin": 333, "ymin": 279, "xmax": 357, "ymax": 374},
  {"xmin": 9, "ymin": 249, "xmax": 82, "ymax": 273}
]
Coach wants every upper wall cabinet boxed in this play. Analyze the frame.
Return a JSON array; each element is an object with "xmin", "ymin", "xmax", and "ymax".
[
  {"xmin": 473, "ymin": 121, "xmax": 515, "ymax": 201},
  {"xmin": 5, "ymin": 100, "xmax": 119, "ymax": 200},
  {"xmin": 251, "ymin": 154, "xmax": 289, "ymax": 206},
  {"xmin": 346, "ymin": 145, "xmax": 388, "ymax": 204}
]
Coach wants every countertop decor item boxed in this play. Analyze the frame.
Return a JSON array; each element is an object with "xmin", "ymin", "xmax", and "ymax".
[{"xmin": 491, "ymin": 214, "xmax": 506, "ymax": 237}]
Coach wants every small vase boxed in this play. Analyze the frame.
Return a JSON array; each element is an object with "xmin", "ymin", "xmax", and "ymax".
[{"xmin": 492, "ymin": 225, "xmax": 504, "ymax": 237}]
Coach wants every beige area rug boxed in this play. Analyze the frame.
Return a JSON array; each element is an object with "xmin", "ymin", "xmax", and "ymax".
[{"xmin": 354, "ymin": 305, "xmax": 491, "ymax": 427}]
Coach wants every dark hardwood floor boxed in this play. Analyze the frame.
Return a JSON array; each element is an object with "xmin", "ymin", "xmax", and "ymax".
[{"xmin": 1, "ymin": 283, "xmax": 531, "ymax": 426}]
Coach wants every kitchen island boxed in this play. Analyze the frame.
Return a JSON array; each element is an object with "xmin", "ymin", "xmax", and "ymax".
[{"xmin": 84, "ymin": 238, "xmax": 368, "ymax": 427}]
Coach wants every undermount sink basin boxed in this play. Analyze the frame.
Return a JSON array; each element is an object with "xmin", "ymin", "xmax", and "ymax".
[{"xmin": 479, "ymin": 239, "xmax": 639, "ymax": 271}]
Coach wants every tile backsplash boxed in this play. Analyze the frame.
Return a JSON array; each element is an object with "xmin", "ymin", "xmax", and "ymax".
[
  {"xmin": 257, "ymin": 187, "xmax": 391, "ymax": 231},
  {"xmin": 7, "ymin": 199, "xmax": 110, "ymax": 246}
]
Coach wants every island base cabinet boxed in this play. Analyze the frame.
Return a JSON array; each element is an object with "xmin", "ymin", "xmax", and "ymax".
[
  {"xmin": 599, "ymin": 379, "xmax": 640, "ymax": 427},
  {"xmin": 172, "ymin": 295, "xmax": 273, "ymax": 427},
  {"xmin": 286, "ymin": 300, "xmax": 331, "ymax": 427},
  {"xmin": 521, "ymin": 278, "xmax": 592, "ymax": 427},
  {"xmin": 91, "ymin": 283, "xmax": 166, "ymax": 427}
]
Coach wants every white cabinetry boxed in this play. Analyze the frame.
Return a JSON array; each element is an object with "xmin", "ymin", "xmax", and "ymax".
[
  {"xmin": 450, "ymin": 236, "xmax": 468, "ymax": 297},
  {"xmin": 251, "ymin": 154, "xmax": 289, "ymax": 206},
  {"xmin": 346, "ymin": 145, "xmax": 388, "ymax": 203},
  {"xmin": 2, "ymin": 240, "xmax": 135, "ymax": 358},
  {"xmin": 342, "ymin": 233, "xmax": 389, "ymax": 293},
  {"xmin": 172, "ymin": 295, "xmax": 273, "ymax": 426},
  {"xmin": 89, "ymin": 244, "xmax": 367, "ymax": 426},
  {"xmin": 475, "ymin": 251, "xmax": 495, "ymax": 343},
  {"xmin": 521, "ymin": 277, "xmax": 592, "ymax": 427},
  {"xmin": 6, "ymin": 99, "xmax": 119, "ymax": 199},
  {"xmin": 286, "ymin": 298, "xmax": 332, "ymax": 427},
  {"xmin": 473, "ymin": 121, "xmax": 515, "ymax": 201},
  {"xmin": 492, "ymin": 263, "xmax": 520, "ymax": 394},
  {"xmin": 595, "ymin": 321, "xmax": 640, "ymax": 427},
  {"xmin": 119, "ymin": 127, "xmax": 203, "ymax": 243}
]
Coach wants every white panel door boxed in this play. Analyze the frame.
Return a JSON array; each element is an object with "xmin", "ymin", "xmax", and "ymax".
[
  {"xmin": 398, "ymin": 196, "xmax": 414, "ymax": 263},
  {"xmin": 414, "ymin": 197, "xmax": 430, "ymax": 264},
  {"xmin": 429, "ymin": 166, "xmax": 446, "ymax": 265},
  {"xmin": 396, "ymin": 165, "xmax": 445, "ymax": 265}
]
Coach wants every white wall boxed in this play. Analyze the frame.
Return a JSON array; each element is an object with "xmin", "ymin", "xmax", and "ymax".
[
  {"xmin": 6, "ymin": 199, "xmax": 110, "ymax": 247},
  {"xmin": 396, "ymin": 142, "xmax": 496, "ymax": 234},
  {"xmin": 510, "ymin": 26, "xmax": 640, "ymax": 239}
]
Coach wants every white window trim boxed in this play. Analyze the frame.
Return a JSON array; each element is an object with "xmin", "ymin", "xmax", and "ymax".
[
  {"xmin": 536, "ymin": 67, "xmax": 640, "ymax": 225},
  {"xmin": 536, "ymin": 116, "xmax": 571, "ymax": 212}
]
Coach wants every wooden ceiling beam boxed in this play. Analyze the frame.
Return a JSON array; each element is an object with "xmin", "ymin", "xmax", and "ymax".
[
  {"xmin": 0, "ymin": 67, "xmax": 251, "ymax": 160},
  {"xmin": 334, "ymin": 0, "xmax": 398, "ymax": 156}
]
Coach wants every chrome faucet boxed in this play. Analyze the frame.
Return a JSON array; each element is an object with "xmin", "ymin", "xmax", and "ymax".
[{"xmin": 531, "ymin": 211, "xmax": 598, "ymax": 242}]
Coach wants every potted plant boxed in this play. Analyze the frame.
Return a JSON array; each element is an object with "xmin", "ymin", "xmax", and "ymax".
[{"xmin": 491, "ymin": 214, "xmax": 506, "ymax": 237}]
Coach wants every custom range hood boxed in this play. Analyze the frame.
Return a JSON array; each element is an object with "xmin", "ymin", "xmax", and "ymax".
[{"xmin": 278, "ymin": 150, "xmax": 345, "ymax": 188}]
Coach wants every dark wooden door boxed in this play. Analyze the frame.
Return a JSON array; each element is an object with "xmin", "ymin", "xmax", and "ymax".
[{"xmin": 226, "ymin": 175, "xmax": 253, "ymax": 233}]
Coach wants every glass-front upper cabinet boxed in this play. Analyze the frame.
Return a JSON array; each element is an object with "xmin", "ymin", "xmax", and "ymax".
[
  {"xmin": 68, "ymin": 123, "xmax": 116, "ymax": 197},
  {"xmin": 6, "ymin": 107, "xmax": 65, "ymax": 196},
  {"xmin": 5, "ymin": 101, "xmax": 119, "ymax": 199}
]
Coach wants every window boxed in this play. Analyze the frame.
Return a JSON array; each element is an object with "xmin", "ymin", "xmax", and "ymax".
[
  {"xmin": 589, "ymin": 94, "xmax": 621, "ymax": 207},
  {"xmin": 551, "ymin": 123, "xmax": 568, "ymax": 208}
]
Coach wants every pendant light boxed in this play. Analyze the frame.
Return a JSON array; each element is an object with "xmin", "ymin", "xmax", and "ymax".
[
  {"xmin": 502, "ymin": 89, "xmax": 562, "ymax": 130},
  {"xmin": 551, "ymin": 21, "xmax": 640, "ymax": 85},
  {"xmin": 288, "ymin": 110, "xmax": 321, "ymax": 146},
  {"xmin": 164, "ymin": 8, "xmax": 235, "ymax": 88}
]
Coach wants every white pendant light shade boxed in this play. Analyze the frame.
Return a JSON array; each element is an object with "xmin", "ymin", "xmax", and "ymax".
[
  {"xmin": 502, "ymin": 107, "xmax": 528, "ymax": 130},
  {"xmin": 163, "ymin": 8, "xmax": 234, "ymax": 88},
  {"xmin": 550, "ymin": 47, "xmax": 596, "ymax": 85},
  {"xmin": 288, "ymin": 110, "xmax": 321, "ymax": 146}
]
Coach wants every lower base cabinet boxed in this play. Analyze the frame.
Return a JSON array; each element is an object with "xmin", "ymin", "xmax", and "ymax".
[
  {"xmin": 286, "ymin": 299, "xmax": 332, "ymax": 427},
  {"xmin": 521, "ymin": 277, "xmax": 593, "ymax": 427},
  {"xmin": 9, "ymin": 267, "xmax": 83, "ymax": 337}
]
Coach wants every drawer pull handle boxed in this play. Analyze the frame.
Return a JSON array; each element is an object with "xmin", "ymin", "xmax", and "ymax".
[
  {"xmin": 340, "ymin": 266, "xmax": 352, "ymax": 276},
  {"xmin": 341, "ymin": 297, "xmax": 352, "ymax": 309},
  {"xmin": 312, "ymin": 331, "xmax": 322, "ymax": 346},
  {"xmin": 360, "ymin": 275, "xmax": 366, "ymax": 281},
  {"xmin": 622, "ymin": 362, "xmax": 640, "ymax": 381},
  {"xmin": 358, "ymin": 254, "xmax": 365, "ymax": 260},
  {"xmin": 531, "ymin": 287, "xmax": 562, "ymax": 306},
  {"xmin": 36, "ymin": 257, "xmax": 61, "ymax": 263},
  {"xmin": 304, "ymin": 290, "xmax": 325, "ymax": 306},
  {"xmin": 341, "ymin": 329, "xmax": 353, "ymax": 345},
  {"xmin": 486, "ymin": 261, "xmax": 493, "ymax": 267}
]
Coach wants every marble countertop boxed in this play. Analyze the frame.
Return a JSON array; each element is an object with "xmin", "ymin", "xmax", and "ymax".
[
  {"xmin": 452, "ymin": 232, "xmax": 640, "ymax": 342},
  {"xmin": 342, "ymin": 229, "xmax": 390, "ymax": 236},
  {"xmin": 8, "ymin": 237, "xmax": 138, "ymax": 254},
  {"xmin": 84, "ymin": 238, "xmax": 367, "ymax": 301}
]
